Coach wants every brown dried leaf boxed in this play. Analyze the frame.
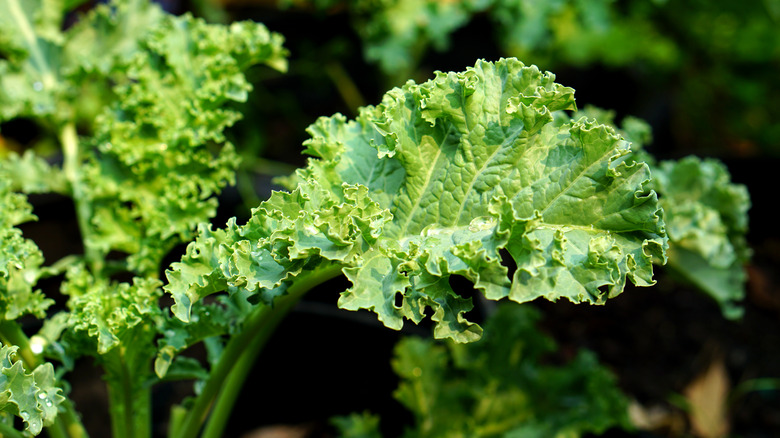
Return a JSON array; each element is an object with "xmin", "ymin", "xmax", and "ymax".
[{"xmin": 684, "ymin": 357, "xmax": 730, "ymax": 438}]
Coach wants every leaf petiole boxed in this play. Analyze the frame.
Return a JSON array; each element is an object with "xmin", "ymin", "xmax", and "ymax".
[{"xmin": 173, "ymin": 263, "xmax": 344, "ymax": 438}]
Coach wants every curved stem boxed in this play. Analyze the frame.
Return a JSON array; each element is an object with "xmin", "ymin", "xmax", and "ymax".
[
  {"xmin": 0, "ymin": 320, "xmax": 37, "ymax": 367},
  {"xmin": 174, "ymin": 263, "xmax": 343, "ymax": 438}
]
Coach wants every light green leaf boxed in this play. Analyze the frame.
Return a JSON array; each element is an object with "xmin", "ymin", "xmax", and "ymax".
[
  {"xmin": 651, "ymin": 156, "xmax": 751, "ymax": 318},
  {"xmin": 0, "ymin": 343, "xmax": 65, "ymax": 436},
  {"xmin": 57, "ymin": 0, "xmax": 289, "ymax": 275},
  {"xmin": 154, "ymin": 298, "xmax": 240, "ymax": 378},
  {"xmin": 321, "ymin": 59, "xmax": 666, "ymax": 339},
  {"xmin": 61, "ymin": 263, "xmax": 163, "ymax": 355},
  {"xmin": 0, "ymin": 151, "xmax": 66, "ymax": 194},
  {"xmin": 166, "ymin": 58, "xmax": 666, "ymax": 342},
  {"xmin": 0, "ymin": 180, "xmax": 52, "ymax": 321},
  {"xmin": 0, "ymin": 0, "xmax": 65, "ymax": 121}
]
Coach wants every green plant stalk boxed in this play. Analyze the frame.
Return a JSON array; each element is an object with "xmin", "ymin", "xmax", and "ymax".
[
  {"xmin": 173, "ymin": 263, "xmax": 344, "ymax": 438},
  {"xmin": 199, "ymin": 297, "xmax": 289, "ymax": 438},
  {"xmin": 0, "ymin": 320, "xmax": 88, "ymax": 438},
  {"xmin": 105, "ymin": 346, "xmax": 151, "ymax": 438},
  {"xmin": 324, "ymin": 61, "xmax": 365, "ymax": 116},
  {"xmin": 60, "ymin": 123, "xmax": 103, "ymax": 275},
  {"xmin": 0, "ymin": 320, "xmax": 37, "ymax": 367}
]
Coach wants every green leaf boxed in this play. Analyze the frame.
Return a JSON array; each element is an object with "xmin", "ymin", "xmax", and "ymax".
[
  {"xmin": 650, "ymin": 156, "xmax": 751, "ymax": 318},
  {"xmin": 57, "ymin": 0, "xmax": 289, "ymax": 274},
  {"xmin": 0, "ymin": 151, "xmax": 67, "ymax": 194},
  {"xmin": 350, "ymin": 0, "xmax": 479, "ymax": 78},
  {"xmin": 166, "ymin": 58, "xmax": 666, "ymax": 343},
  {"xmin": 0, "ymin": 180, "xmax": 52, "ymax": 321},
  {"xmin": 0, "ymin": 343, "xmax": 65, "ymax": 436},
  {"xmin": 320, "ymin": 59, "xmax": 666, "ymax": 338},
  {"xmin": 331, "ymin": 411, "xmax": 383, "ymax": 438},
  {"xmin": 0, "ymin": 0, "xmax": 66, "ymax": 122},
  {"xmin": 60, "ymin": 263, "xmax": 163, "ymax": 355},
  {"xmin": 389, "ymin": 304, "xmax": 631, "ymax": 438},
  {"xmin": 154, "ymin": 298, "xmax": 240, "ymax": 378}
]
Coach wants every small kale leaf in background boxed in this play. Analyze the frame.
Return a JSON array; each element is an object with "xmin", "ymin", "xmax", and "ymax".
[
  {"xmin": 166, "ymin": 58, "xmax": 667, "ymax": 344},
  {"xmin": 333, "ymin": 303, "xmax": 631, "ymax": 438},
  {"xmin": 556, "ymin": 106, "xmax": 752, "ymax": 319},
  {"xmin": 63, "ymin": 0, "xmax": 288, "ymax": 275},
  {"xmin": 651, "ymin": 157, "xmax": 751, "ymax": 319}
]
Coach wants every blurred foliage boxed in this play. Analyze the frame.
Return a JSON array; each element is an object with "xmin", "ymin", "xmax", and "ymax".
[
  {"xmin": 333, "ymin": 303, "xmax": 632, "ymax": 437},
  {"xmin": 203, "ymin": 0, "xmax": 780, "ymax": 160}
]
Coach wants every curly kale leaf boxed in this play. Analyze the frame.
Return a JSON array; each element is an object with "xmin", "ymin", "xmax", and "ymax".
[
  {"xmin": 0, "ymin": 180, "xmax": 52, "ymax": 321},
  {"xmin": 651, "ymin": 157, "xmax": 751, "ymax": 318},
  {"xmin": 0, "ymin": 0, "xmax": 68, "ymax": 122},
  {"xmin": 166, "ymin": 58, "xmax": 667, "ymax": 342},
  {"xmin": 59, "ymin": 263, "xmax": 163, "ymax": 355},
  {"xmin": 56, "ymin": 0, "xmax": 289, "ymax": 274},
  {"xmin": 2, "ymin": 0, "xmax": 289, "ymax": 276}
]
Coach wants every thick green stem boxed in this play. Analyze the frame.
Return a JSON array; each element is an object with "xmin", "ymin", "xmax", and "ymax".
[
  {"xmin": 60, "ymin": 123, "xmax": 103, "ymax": 274},
  {"xmin": 106, "ymin": 347, "xmax": 152, "ymax": 438},
  {"xmin": 0, "ymin": 320, "xmax": 37, "ymax": 367},
  {"xmin": 174, "ymin": 264, "xmax": 344, "ymax": 438},
  {"xmin": 55, "ymin": 399, "xmax": 89, "ymax": 438},
  {"xmin": 104, "ymin": 324, "xmax": 155, "ymax": 438}
]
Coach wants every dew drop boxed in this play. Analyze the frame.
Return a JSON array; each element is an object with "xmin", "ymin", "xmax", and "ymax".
[
  {"xmin": 45, "ymin": 400, "xmax": 53, "ymax": 407},
  {"xmin": 38, "ymin": 393, "xmax": 46, "ymax": 399},
  {"xmin": 29, "ymin": 335, "xmax": 46, "ymax": 355},
  {"xmin": 33, "ymin": 81, "xmax": 43, "ymax": 91},
  {"xmin": 20, "ymin": 410, "xmax": 30, "ymax": 421}
]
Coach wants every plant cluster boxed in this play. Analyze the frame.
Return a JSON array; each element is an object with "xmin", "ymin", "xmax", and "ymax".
[{"xmin": 0, "ymin": 0, "xmax": 752, "ymax": 437}]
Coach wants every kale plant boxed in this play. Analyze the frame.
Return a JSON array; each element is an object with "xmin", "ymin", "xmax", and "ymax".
[{"xmin": 0, "ymin": 1, "xmax": 750, "ymax": 437}]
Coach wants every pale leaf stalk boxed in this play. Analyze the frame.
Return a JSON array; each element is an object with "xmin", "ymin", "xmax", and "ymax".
[
  {"xmin": 174, "ymin": 264, "xmax": 344, "ymax": 438},
  {"xmin": 60, "ymin": 123, "xmax": 103, "ymax": 274},
  {"xmin": 106, "ymin": 354, "xmax": 151, "ymax": 438}
]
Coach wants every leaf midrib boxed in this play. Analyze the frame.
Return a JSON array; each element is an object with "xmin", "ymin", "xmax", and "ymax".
[{"xmin": 7, "ymin": 0, "xmax": 57, "ymax": 89}]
